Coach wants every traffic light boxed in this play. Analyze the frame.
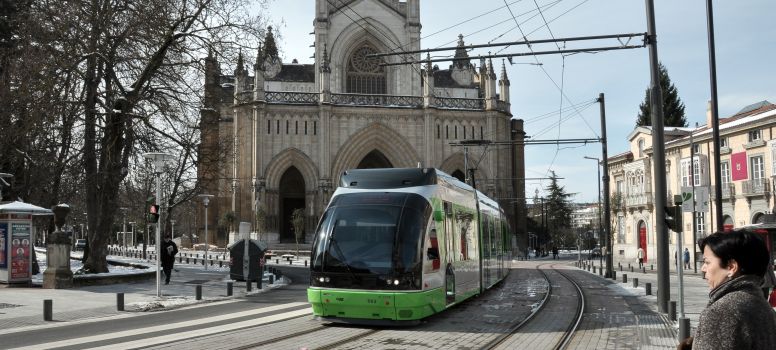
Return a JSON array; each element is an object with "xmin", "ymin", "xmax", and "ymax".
[
  {"xmin": 149, "ymin": 204, "xmax": 160, "ymax": 223},
  {"xmin": 147, "ymin": 196, "xmax": 159, "ymax": 223},
  {"xmin": 664, "ymin": 205, "xmax": 682, "ymax": 232}
]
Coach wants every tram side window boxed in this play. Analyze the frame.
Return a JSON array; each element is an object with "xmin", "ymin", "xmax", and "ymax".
[
  {"xmin": 454, "ymin": 207, "xmax": 472, "ymax": 260},
  {"xmin": 444, "ymin": 202, "xmax": 458, "ymax": 262}
]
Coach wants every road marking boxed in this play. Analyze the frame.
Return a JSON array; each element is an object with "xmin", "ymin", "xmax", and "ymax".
[{"xmin": 8, "ymin": 302, "xmax": 310, "ymax": 350}]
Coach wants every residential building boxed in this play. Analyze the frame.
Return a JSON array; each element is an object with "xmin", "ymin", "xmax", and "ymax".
[{"xmin": 607, "ymin": 101, "xmax": 776, "ymax": 265}]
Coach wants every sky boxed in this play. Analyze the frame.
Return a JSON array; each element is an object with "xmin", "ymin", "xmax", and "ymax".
[{"xmin": 258, "ymin": 0, "xmax": 776, "ymax": 203}]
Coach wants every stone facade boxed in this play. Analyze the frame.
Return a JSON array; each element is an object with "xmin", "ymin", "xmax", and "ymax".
[
  {"xmin": 197, "ymin": 0, "xmax": 526, "ymax": 250},
  {"xmin": 608, "ymin": 101, "xmax": 776, "ymax": 265}
]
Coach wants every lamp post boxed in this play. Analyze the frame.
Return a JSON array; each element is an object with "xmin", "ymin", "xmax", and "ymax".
[
  {"xmin": 584, "ymin": 156, "xmax": 603, "ymax": 268},
  {"xmin": 143, "ymin": 152, "xmax": 174, "ymax": 297},
  {"xmin": 119, "ymin": 207, "xmax": 128, "ymax": 254},
  {"xmin": 198, "ymin": 194, "xmax": 214, "ymax": 270},
  {"xmin": 170, "ymin": 220, "xmax": 176, "ymax": 240},
  {"xmin": 129, "ymin": 222, "xmax": 135, "ymax": 248}
]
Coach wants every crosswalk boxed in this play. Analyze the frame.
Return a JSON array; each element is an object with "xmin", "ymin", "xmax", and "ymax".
[{"xmin": 9, "ymin": 302, "xmax": 311, "ymax": 350}]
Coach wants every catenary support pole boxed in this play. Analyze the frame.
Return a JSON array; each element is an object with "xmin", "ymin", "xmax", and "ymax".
[
  {"xmin": 599, "ymin": 93, "xmax": 613, "ymax": 278},
  {"xmin": 645, "ymin": 0, "xmax": 670, "ymax": 314},
  {"xmin": 705, "ymin": 0, "xmax": 723, "ymax": 231}
]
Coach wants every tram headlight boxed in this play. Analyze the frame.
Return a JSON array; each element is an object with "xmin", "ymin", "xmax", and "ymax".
[
  {"xmin": 393, "ymin": 279, "xmax": 400, "ymax": 286},
  {"xmin": 318, "ymin": 276, "xmax": 330, "ymax": 283}
]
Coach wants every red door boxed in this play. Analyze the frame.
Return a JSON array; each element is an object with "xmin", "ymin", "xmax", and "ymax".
[{"xmin": 639, "ymin": 222, "xmax": 648, "ymax": 263}]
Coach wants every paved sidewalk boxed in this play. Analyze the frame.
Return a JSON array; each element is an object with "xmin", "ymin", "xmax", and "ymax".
[
  {"xmin": 577, "ymin": 256, "xmax": 712, "ymax": 336},
  {"xmin": 0, "ymin": 264, "xmax": 287, "ymax": 333}
]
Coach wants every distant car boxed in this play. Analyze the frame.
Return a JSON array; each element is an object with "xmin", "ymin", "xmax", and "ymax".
[
  {"xmin": 75, "ymin": 239, "xmax": 87, "ymax": 251},
  {"xmin": 591, "ymin": 247, "xmax": 601, "ymax": 258}
]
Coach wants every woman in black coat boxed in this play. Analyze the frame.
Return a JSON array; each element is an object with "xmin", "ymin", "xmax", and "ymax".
[
  {"xmin": 161, "ymin": 235, "xmax": 178, "ymax": 284},
  {"xmin": 685, "ymin": 230, "xmax": 776, "ymax": 350}
]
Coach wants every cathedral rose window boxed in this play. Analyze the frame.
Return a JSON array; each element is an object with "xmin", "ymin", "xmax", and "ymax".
[{"xmin": 346, "ymin": 44, "xmax": 386, "ymax": 94}]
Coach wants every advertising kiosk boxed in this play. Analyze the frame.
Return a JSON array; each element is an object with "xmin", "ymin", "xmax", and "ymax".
[{"xmin": 0, "ymin": 201, "xmax": 52, "ymax": 285}]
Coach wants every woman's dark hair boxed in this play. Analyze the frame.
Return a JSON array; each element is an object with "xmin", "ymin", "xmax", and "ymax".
[{"xmin": 698, "ymin": 230, "xmax": 769, "ymax": 276}]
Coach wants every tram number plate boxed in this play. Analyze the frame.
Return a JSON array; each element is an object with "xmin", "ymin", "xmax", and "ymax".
[
  {"xmin": 336, "ymin": 297, "xmax": 345, "ymax": 302},
  {"xmin": 367, "ymin": 299, "xmax": 377, "ymax": 304}
]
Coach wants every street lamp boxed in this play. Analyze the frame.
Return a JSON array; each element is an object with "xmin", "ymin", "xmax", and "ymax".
[
  {"xmin": 198, "ymin": 194, "xmax": 214, "ymax": 270},
  {"xmin": 143, "ymin": 152, "xmax": 174, "ymax": 298},
  {"xmin": 128, "ymin": 222, "xmax": 136, "ymax": 248},
  {"xmin": 119, "ymin": 207, "xmax": 128, "ymax": 254}
]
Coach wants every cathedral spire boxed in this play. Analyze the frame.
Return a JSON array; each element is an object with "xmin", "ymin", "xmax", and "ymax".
[
  {"xmin": 254, "ymin": 42, "xmax": 264, "ymax": 71},
  {"xmin": 453, "ymin": 34, "xmax": 471, "ymax": 69},
  {"xmin": 262, "ymin": 26, "xmax": 279, "ymax": 60},
  {"xmin": 236, "ymin": 49, "xmax": 244, "ymax": 74},
  {"xmin": 500, "ymin": 59, "xmax": 508, "ymax": 81},
  {"xmin": 320, "ymin": 43, "xmax": 331, "ymax": 73}
]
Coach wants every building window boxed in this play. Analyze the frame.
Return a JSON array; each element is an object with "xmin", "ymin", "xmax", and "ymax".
[
  {"xmin": 314, "ymin": 121, "xmax": 317, "ymax": 135},
  {"xmin": 692, "ymin": 159, "xmax": 701, "ymax": 186},
  {"xmin": 463, "ymin": 126, "xmax": 466, "ymax": 139},
  {"xmin": 295, "ymin": 121, "xmax": 298, "ymax": 135},
  {"xmin": 748, "ymin": 130, "xmax": 762, "ymax": 142},
  {"xmin": 267, "ymin": 119, "xmax": 271, "ymax": 134},
  {"xmin": 437, "ymin": 125, "xmax": 440, "ymax": 139},
  {"xmin": 750, "ymin": 155, "xmax": 764, "ymax": 180},
  {"xmin": 305, "ymin": 121, "xmax": 308, "ymax": 135},
  {"xmin": 720, "ymin": 161, "xmax": 730, "ymax": 185},
  {"xmin": 446, "ymin": 125, "xmax": 449, "ymax": 139},
  {"xmin": 692, "ymin": 144, "xmax": 701, "ymax": 155},
  {"xmin": 695, "ymin": 212, "xmax": 706, "ymax": 236},
  {"xmin": 276, "ymin": 120, "xmax": 279, "ymax": 134},
  {"xmin": 638, "ymin": 139, "xmax": 645, "ymax": 158},
  {"xmin": 346, "ymin": 44, "xmax": 386, "ymax": 94},
  {"xmin": 720, "ymin": 137, "xmax": 728, "ymax": 148},
  {"xmin": 480, "ymin": 126, "xmax": 483, "ymax": 139}
]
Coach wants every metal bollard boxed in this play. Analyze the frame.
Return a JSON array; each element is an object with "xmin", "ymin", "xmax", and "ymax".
[
  {"xmin": 650, "ymin": 264, "xmax": 653, "ymax": 270},
  {"xmin": 305, "ymin": 260, "xmax": 308, "ymax": 267},
  {"xmin": 630, "ymin": 266, "xmax": 634, "ymax": 272},
  {"xmin": 257, "ymin": 275, "xmax": 262, "ymax": 289},
  {"xmin": 247, "ymin": 280, "xmax": 252, "ymax": 292},
  {"xmin": 195, "ymin": 285, "xmax": 202, "ymax": 300},
  {"xmin": 269, "ymin": 274, "xmax": 275, "ymax": 284},
  {"xmin": 645, "ymin": 282, "xmax": 652, "ymax": 295},
  {"xmin": 623, "ymin": 274, "xmax": 628, "ymax": 283},
  {"xmin": 679, "ymin": 317, "xmax": 691, "ymax": 340},
  {"xmin": 117, "ymin": 293, "xmax": 124, "ymax": 311},
  {"xmin": 593, "ymin": 266, "xmax": 596, "ymax": 274},
  {"xmin": 219, "ymin": 260, "xmax": 223, "ymax": 268},
  {"xmin": 289, "ymin": 259, "xmax": 292, "ymax": 265},
  {"xmin": 669, "ymin": 301, "xmax": 677, "ymax": 321},
  {"xmin": 642, "ymin": 267, "xmax": 646, "ymax": 273},
  {"xmin": 227, "ymin": 282, "xmax": 233, "ymax": 296},
  {"xmin": 633, "ymin": 277, "xmax": 639, "ymax": 288},
  {"xmin": 44, "ymin": 299, "xmax": 53, "ymax": 321},
  {"xmin": 599, "ymin": 267, "xmax": 603, "ymax": 276},
  {"xmin": 276, "ymin": 259, "xmax": 279, "ymax": 264},
  {"xmin": 612, "ymin": 270, "xmax": 616, "ymax": 280}
]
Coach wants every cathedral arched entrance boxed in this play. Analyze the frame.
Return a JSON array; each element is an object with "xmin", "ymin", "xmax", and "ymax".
[
  {"xmin": 357, "ymin": 150, "xmax": 393, "ymax": 169},
  {"xmin": 451, "ymin": 169, "xmax": 465, "ymax": 182},
  {"xmin": 279, "ymin": 166, "xmax": 305, "ymax": 243}
]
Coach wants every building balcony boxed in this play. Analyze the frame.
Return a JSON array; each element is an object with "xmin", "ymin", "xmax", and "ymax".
[
  {"xmin": 741, "ymin": 178, "xmax": 770, "ymax": 196},
  {"xmin": 242, "ymin": 91, "xmax": 511, "ymax": 113},
  {"xmin": 625, "ymin": 192, "xmax": 653, "ymax": 207},
  {"xmin": 710, "ymin": 184, "xmax": 735, "ymax": 200}
]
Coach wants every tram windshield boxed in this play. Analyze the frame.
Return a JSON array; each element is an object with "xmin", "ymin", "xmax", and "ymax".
[{"xmin": 311, "ymin": 192, "xmax": 431, "ymax": 277}]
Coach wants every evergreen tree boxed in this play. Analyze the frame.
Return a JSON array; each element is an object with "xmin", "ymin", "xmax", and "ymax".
[
  {"xmin": 636, "ymin": 63, "xmax": 687, "ymax": 127},
  {"xmin": 544, "ymin": 171, "xmax": 574, "ymax": 239}
]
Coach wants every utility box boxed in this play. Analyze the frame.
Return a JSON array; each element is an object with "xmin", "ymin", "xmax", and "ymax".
[
  {"xmin": 228, "ymin": 222, "xmax": 267, "ymax": 281},
  {"xmin": 0, "ymin": 201, "xmax": 52, "ymax": 285}
]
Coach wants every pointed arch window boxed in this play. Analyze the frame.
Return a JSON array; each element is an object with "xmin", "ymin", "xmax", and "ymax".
[{"xmin": 346, "ymin": 44, "xmax": 386, "ymax": 94}]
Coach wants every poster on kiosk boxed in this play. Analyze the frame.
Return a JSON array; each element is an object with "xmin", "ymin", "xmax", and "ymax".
[{"xmin": 0, "ymin": 201, "xmax": 52, "ymax": 284}]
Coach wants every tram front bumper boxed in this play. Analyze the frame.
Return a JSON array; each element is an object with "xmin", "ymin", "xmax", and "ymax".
[{"xmin": 307, "ymin": 288, "xmax": 444, "ymax": 322}]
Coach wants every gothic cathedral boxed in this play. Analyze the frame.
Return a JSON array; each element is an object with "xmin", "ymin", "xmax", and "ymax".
[{"xmin": 198, "ymin": 0, "xmax": 526, "ymax": 247}]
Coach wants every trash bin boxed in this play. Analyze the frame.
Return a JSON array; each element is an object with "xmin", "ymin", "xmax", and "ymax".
[{"xmin": 228, "ymin": 238, "xmax": 267, "ymax": 281}]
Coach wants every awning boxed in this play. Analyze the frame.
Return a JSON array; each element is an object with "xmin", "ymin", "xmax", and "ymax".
[{"xmin": 0, "ymin": 201, "xmax": 54, "ymax": 215}]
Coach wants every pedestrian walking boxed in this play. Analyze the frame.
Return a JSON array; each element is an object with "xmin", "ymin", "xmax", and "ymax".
[
  {"xmin": 679, "ymin": 230, "xmax": 776, "ymax": 350},
  {"xmin": 552, "ymin": 246, "xmax": 558, "ymax": 260},
  {"xmin": 683, "ymin": 247, "xmax": 691, "ymax": 270},
  {"xmin": 161, "ymin": 234, "xmax": 178, "ymax": 285},
  {"xmin": 637, "ymin": 247, "xmax": 644, "ymax": 268}
]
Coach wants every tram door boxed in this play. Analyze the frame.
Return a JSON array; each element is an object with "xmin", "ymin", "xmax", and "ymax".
[{"xmin": 444, "ymin": 202, "xmax": 455, "ymax": 305}]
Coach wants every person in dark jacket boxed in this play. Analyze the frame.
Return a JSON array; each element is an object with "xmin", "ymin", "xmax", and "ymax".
[
  {"xmin": 681, "ymin": 230, "xmax": 776, "ymax": 350},
  {"xmin": 161, "ymin": 235, "xmax": 178, "ymax": 285}
]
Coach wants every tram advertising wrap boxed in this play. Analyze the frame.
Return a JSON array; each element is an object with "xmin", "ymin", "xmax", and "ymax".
[{"xmin": 307, "ymin": 168, "xmax": 512, "ymax": 324}]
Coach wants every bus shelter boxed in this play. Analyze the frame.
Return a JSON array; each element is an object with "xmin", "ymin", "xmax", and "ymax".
[{"xmin": 0, "ymin": 201, "xmax": 52, "ymax": 284}]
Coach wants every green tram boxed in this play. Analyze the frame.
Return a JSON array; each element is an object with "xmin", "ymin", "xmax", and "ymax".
[{"xmin": 307, "ymin": 168, "xmax": 512, "ymax": 324}]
